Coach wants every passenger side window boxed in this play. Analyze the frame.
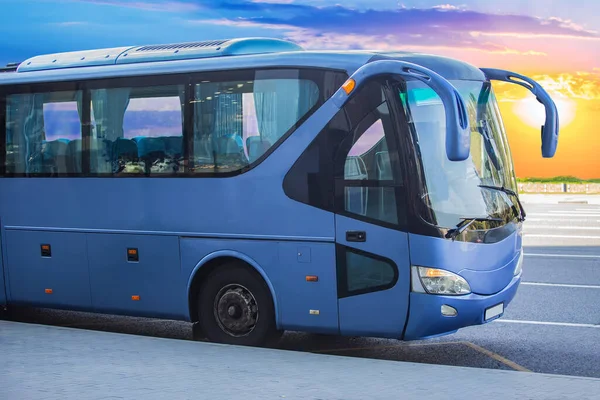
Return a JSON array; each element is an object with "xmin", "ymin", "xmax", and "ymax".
[
  {"xmin": 88, "ymin": 85, "xmax": 185, "ymax": 175},
  {"xmin": 190, "ymin": 72, "xmax": 319, "ymax": 173},
  {"xmin": 2, "ymin": 68, "xmax": 343, "ymax": 177},
  {"xmin": 337, "ymin": 102, "xmax": 400, "ymax": 226},
  {"xmin": 5, "ymin": 90, "xmax": 83, "ymax": 175}
]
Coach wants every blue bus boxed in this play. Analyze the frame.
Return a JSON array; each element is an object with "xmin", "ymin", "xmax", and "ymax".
[{"xmin": 0, "ymin": 38, "xmax": 559, "ymax": 346}]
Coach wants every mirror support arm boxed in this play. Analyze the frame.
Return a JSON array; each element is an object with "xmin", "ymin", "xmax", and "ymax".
[
  {"xmin": 480, "ymin": 68, "xmax": 559, "ymax": 158},
  {"xmin": 331, "ymin": 60, "xmax": 471, "ymax": 161}
]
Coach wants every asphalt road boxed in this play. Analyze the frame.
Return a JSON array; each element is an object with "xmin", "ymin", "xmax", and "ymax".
[{"xmin": 3, "ymin": 200, "xmax": 600, "ymax": 378}]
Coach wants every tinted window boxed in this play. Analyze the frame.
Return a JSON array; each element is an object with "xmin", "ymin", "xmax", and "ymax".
[
  {"xmin": 337, "ymin": 246, "xmax": 397, "ymax": 298},
  {"xmin": 1, "ymin": 68, "xmax": 346, "ymax": 177},
  {"xmin": 341, "ymin": 105, "xmax": 398, "ymax": 225},
  {"xmin": 5, "ymin": 90, "xmax": 83, "ymax": 175},
  {"xmin": 87, "ymin": 85, "xmax": 185, "ymax": 175},
  {"xmin": 189, "ymin": 71, "xmax": 320, "ymax": 174}
]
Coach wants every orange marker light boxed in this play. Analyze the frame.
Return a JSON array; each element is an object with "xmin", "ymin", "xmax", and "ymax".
[
  {"xmin": 342, "ymin": 78, "xmax": 356, "ymax": 94},
  {"xmin": 41, "ymin": 245, "xmax": 50, "ymax": 250},
  {"xmin": 423, "ymin": 269, "xmax": 446, "ymax": 278},
  {"xmin": 45, "ymin": 289, "xmax": 53, "ymax": 294},
  {"xmin": 128, "ymin": 249, "xmax": 137, "ymax": 255},
  {"xmin": 131, "ymin": 295, "xmax": 140, "ymax": 301},
  {"xmin": 306, "ymin": 275, "xmax": 319, "ymax": 282}
]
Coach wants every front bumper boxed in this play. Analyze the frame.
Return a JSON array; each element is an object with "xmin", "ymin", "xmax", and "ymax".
[{"xmin": 402, "ymin": 273, "xmax": 521, "ymax": 340}]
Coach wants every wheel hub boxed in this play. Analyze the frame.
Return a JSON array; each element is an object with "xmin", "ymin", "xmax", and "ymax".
[{"xmin": 214, "ymin": 284, "xmax": 258, "ymax": 337}]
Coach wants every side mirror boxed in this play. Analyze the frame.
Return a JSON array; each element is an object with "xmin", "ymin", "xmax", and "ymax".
[
  {"xmin": 480, "ymin": 68, "xmax": 559, "ymax": 158},
  {"xmin": 332, "ymin": 60, "xmax": 471, "ymax": 161}
]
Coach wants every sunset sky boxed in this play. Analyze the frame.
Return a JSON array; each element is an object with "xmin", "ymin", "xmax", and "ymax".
[{"xmin": 1, "ymin": 0, "xmax": 599, "ymax": 178}]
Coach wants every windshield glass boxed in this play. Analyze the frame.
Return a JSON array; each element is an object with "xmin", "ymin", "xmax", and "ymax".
[{"xmin": 399, "ymin": 80, "xmax": 519, "ymax": 229}]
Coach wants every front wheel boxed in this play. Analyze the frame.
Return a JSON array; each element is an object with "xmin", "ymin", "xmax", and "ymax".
[{"xmin": 197, "ymin": 264, "xmax": 281, "ymax": 347}]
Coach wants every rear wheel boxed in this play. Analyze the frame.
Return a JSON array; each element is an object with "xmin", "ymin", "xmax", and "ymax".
[{"xmin": 197, "ymin": 264, "xmax": 281, "ymax": 347}]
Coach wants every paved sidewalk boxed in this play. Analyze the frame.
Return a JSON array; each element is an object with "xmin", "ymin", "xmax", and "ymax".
[
  {"xmin": 1, "ymin": 321, "xmax": 600, "ymax": 399},
  {"xmin": 519, "ymin": 193, "xmax": 600, "ymax": 205}
]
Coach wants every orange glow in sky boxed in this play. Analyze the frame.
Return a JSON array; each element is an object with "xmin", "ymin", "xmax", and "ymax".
[{"xmin": 492, "ymin": 72, "xmax": 600, "ymax": 179}]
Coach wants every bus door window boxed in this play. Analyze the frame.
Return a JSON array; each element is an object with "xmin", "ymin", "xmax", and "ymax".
[{"xmin": 337, "ymin": 102, "xmax": 400, "ymax": 227}]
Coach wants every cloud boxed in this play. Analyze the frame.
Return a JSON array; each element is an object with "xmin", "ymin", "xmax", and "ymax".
[
  {"xmin": 432, "ymin": 4, "xmax": 466, "ymax": 11},
  {"xmin": 50, "ymin": 21, "xmax": 89, "ymax": 26},
  {"xmin": 76, "ymin": 0, "xmax": 597, "ymax": 60},
  {"xmin": 81, "ymin": 0, "xmax": 201, "ymax": 12},
  {"xmin": 251, "ymin": 0, "xmax": 295, "ymax": 3},
  {"xmin": 196, "ymin": 17, "xmax": 548, "ymax": 56},
  {"xmin": 186, "ymin": 1, "xmax": 599, "ymax": 39},
  {"xmin": 494, "ymin": 73, "xmax": 600, "ymax": 101}
]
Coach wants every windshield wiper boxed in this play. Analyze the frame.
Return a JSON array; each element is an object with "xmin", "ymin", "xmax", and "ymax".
[
  {"xmin": 445, "ymin": 217, "xmax": 503, "ymax": 241},
  {"xmin": 478, "ymin": 184, "xmax": 526, "ymax": 222}
]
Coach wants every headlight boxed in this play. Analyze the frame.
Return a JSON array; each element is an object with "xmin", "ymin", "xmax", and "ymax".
[
  {"xmin": 514, "ymin": 252, "xmax": 524, "ymax": 276},
  {"xmin": 415, "ymin": 267, "xmax": 471, "ymax": 295}
]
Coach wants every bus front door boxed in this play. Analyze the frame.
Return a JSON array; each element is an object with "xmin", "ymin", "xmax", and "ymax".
[
  {"xmin": 332, "ymin": 85, "xmax": 411, "ymax": 339},
  {"xmin": 335, "ymin": 213, "xmax": 411, "ymax": 338}
]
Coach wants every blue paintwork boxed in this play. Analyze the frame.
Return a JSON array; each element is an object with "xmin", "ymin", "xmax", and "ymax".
[
  {"xmin": 0, "ymin": 38, "xmax": 553, "ymax": 341},
  {"xmin": 331, "ymin": 59, "xmax": 470, "ymax": 161},
  {"xmin": 335, "ymin": 215, "xmax": 410, "ymax": 338},
  {"xmin": 374, "ymin": 52, "xmax": 487, "ymax": 81},
  {"xmin": 87, "ymin": 233, "xmax": 182, "ymax": 318},
  {"xmin": 1, "ymin": 50, "xmax": 487, "ymax": 89},
  {"xmin": 180, "ymin": 239, "xmax": 339, "ymax": 333},
  {"xmin": 0, "ymin": 220, "xmax": 6, "ymax": 307},
  {"xmin": 5, "ymin": 230, "xmax": 92, "ymax": 309},
  {"xmin": 481, "ymin": 68, "xmax": 560, "ymax": 158},
  {"xmin": 0, "ymin": 95, "xmax": 344, "ymax": 327},
  {"xmin": 408, "ymin": 226, "xmax": 522, "ymax": 295},
  {"xmin": 403, "ymin": 275, "xmax": 521, "ymax": 340}
]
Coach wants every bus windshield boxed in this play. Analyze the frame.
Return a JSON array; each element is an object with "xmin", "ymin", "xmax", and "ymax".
[{"xmin": 400, "ymin": 80, "xmax": 519, "ymax": 229}]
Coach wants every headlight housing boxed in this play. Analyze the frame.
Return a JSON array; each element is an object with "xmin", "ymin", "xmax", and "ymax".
[{"xmin": 413, "ymin": 266, "xmax": 471, "ymax": 295}]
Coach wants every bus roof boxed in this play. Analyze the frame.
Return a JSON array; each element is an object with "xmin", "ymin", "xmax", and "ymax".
[{"xmin": 0, "ymin": 37, "xmax": 486, "ymax": 86}]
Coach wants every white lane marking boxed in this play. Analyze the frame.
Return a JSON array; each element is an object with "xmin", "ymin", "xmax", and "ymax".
[
  {"xmin": 576, "ymin": 208, "xmax": 600, "ymax": 212},
  {"xmin": 525, "ymin": 226, "xmax": 600, "ymax": 230},
  {"xmin": 548, "ymin": 211, "xmax": 600, "ymax": 216},
  {"xmin": 521, "ymin": 282, "xmax": 600, "ymax": 289},
  {"xmin": 527, "ymin": 213, "xmax": 600, "ymax": 217},
  {"xmin": 524, "ymin": 234, "xmax": 600, "ymax": 239},
  {"xmin": 524, "ymin": 253, "xmax": 600, "ymax": 259},
  {"xmin": 524, "ymin": 218, "xmax": 600, "ymax": 223},
  {"xmin": 495, "ymin": 320, "xmax": 600, "ymax": 329}
]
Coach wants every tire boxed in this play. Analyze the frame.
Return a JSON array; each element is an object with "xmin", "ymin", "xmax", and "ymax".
[{"xmin": 197, "ymin": 263, "xmax": 281, "ymax": 347}]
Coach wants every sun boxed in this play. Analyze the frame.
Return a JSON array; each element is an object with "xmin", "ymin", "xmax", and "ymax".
[{"xmin": 512, "ymin": 94, "xmax": 576, "ymax": 129}]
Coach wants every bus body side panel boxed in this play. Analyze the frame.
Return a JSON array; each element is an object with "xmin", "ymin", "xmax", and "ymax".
[
  {"xmin": 5, "ymin": 229, "xmax": 92, "ymax": 310},
  {"xmin": 180, "ymin": 237, "xmax": 339, "ymax": 333},
  {"xmin": 0, "ymin": 220, "xmax": 6, "ymax": 307},
  {"xmin": 86, "ymin": 233, "xmax": 182, "ymax": 319}
]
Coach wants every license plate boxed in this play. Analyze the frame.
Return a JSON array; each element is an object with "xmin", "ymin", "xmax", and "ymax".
[{"xmin": 485, "ymin": 303, "xmax": 504, "ymax": 321}]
